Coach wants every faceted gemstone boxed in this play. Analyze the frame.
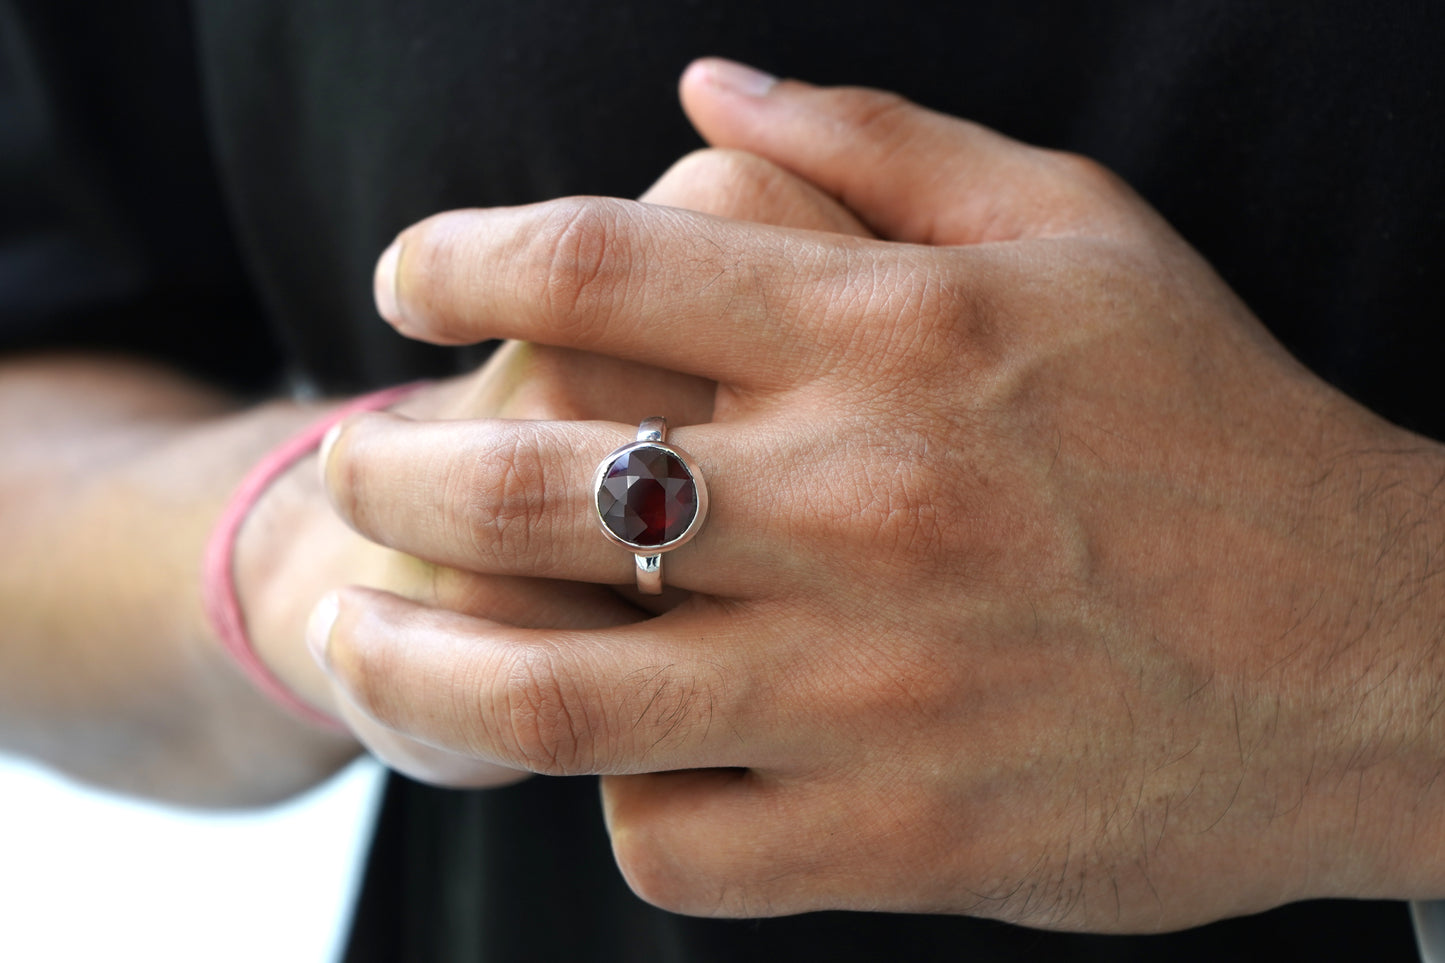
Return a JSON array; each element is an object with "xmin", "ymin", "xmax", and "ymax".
[{"xmin": 597, "ymin": 446, "xmax": 697, "ymax": 547}]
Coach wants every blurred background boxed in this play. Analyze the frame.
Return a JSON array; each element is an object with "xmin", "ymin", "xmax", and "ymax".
[{"xmin": 0, "ymin": 754, "xmax": 382, "ymax": 962}]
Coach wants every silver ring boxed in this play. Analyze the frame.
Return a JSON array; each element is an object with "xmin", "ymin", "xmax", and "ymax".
[{"xmin": 593, "ymin": 416, "xmax": 709, "ymax": 594}]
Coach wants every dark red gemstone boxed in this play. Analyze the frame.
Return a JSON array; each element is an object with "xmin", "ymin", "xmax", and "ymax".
[{"xmin": 598, "ymin": 446, "xmax": 697, "ymax": 547}]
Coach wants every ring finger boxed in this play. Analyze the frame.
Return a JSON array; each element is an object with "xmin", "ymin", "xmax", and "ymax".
[{"xmin": 321, "ymin": 413, "xmax": 796, "ymax": 598}]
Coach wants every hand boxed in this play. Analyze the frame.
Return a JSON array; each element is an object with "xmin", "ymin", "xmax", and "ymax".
[
  {"xmin": 244, "ymin": 144, "xmax": 868, "ymax": 787},
  {"xmin": 313, "ymin": 61, "xmax": 1445, "ymax": 928}
]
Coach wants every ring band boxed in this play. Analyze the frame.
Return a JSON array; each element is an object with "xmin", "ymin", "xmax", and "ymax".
[{"xmin": 593, "ymin": 416, "xmax": 709, "ymax": 594}]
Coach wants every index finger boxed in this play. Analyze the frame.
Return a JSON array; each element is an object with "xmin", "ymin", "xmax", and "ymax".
[{"xmin": 374, "ymin": 198, "xmax": 939, "ymax": 389}]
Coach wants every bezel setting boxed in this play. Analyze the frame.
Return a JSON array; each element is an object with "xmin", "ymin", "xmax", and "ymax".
[{"xmin": 592, "ymin": 440, "xmax": 709, "ymax": 554}]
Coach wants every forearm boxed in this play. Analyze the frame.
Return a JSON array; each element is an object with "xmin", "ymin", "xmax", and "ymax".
[{"xmin": 0, "ymin": 355, "xmax": 356, "ymax": 806}]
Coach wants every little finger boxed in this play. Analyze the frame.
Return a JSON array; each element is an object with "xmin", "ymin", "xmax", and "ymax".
[{"xmin": 310, "ymin": 587, "xmax": 780, "ymax": 775}]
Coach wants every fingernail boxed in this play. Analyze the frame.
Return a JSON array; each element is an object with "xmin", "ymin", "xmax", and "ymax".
[
  {"xmin": 704, "ymin": 58, "xmax": 777, "ymax": 98},
  {"xmin": 317, "ymin": 420, "xmax": 343, "ymax": 482},
  {"xmin": 374, "ymin": 240, "xmax": 402, "ymax": 322},
  {"xmin": 307, "ymin": 592, "xmax": 341, "ymax": 667}
]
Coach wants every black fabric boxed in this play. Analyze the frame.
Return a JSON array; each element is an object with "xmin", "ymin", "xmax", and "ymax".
[
  {"xmin": 0, "ymin": 1, "xmax": 279, "ymax": 392},
  {"xmin": 347, "ymin": 775, "xmax": 1423, "ymax": 962},
  {"xmin": 2, "ymin": 0, "xmax": 1442, "ymax": 959}
]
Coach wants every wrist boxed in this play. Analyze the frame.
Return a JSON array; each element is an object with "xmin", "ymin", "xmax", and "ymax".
[
  {"xmin": 216, "ymin": 386, "xmax": 426, "ymax": 730},
  {"xmin": 1298, "ymin": 416, "xmax": 1445, "ymax": 900}
]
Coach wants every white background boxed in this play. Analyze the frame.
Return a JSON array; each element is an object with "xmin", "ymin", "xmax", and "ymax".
[{"xmin": 0, "ymin": 755, "xmax": 382, "ymax": 963}]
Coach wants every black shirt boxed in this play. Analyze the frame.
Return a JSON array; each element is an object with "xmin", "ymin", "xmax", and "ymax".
[{"xmin": 2, "ymin": 1, "xmax": 1441, "ymax": 959}]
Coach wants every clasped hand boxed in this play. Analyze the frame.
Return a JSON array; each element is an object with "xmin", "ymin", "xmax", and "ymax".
[{"xmin": 308, "ymin": 60, "xmax": 1445, "ymax": 929}]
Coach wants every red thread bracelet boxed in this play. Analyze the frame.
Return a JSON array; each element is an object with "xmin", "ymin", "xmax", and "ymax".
[{"xmin": 201, "ymin": 383, "xmax": 424, "ymax": 731}]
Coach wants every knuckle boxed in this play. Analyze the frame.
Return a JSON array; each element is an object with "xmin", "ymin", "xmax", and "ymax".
[
  {"xmin": 653, "ymin": 148, "xmax": 781, "ymax": 211},
  {"xmin": 656, "ymin": 148, "xmax": 864, "ymax": 236},
  {"xmin": 609, "ymin": 811, "xmax": 739, "ymax": 917},
  {"xmin": 877, "ymin": 259, "xmax": 958, "ymax": 347},
  {"xmin": 658, "ymin": 147, "xmax": 752, "ymax": 187},
  {"xmin": 445, "ymin": 426, "xmax": 558, "ymax": 572},
  {"xmin": 1038, "ymin": 149, "xmax": 1138, "ymax": 221},
  {"xmin": 492, "ymin": 645, "xmax": 598, "ymax": 774},
  {"xmin": 827, "ymin": 253, "xmax": 982, "ymax": 383},
  {"xmin": 612, "ymin": 809, "xmax": 796, "ymax": 919},
  {"xmin": 1044, "ymin": 148, "xmax": 1119, "ymax": 191},
  {"xmin": 612, "ymin": 833, "xmax": 704, "ymax": 914},
  {"xmin": 531, "ymin": 196, "xmax": 636, "ymax": 332},
  {"xmin": 898, "ymin": 262, "xmax": 1004, "ymax": 372}
]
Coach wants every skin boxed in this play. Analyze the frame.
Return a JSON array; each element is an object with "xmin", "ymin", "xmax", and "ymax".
[
  {"xmin": 314, "ymin": 60, "xmax": 1445, "ymax": 930},
  {"xmin": 0, "ymin": 359, "xmax": 357, "ymax": 804},
  {"xmin": 0, "ymin": 141, "xmax": 860, "ymax": 801},
  {"xmin": 294, "ymin": 151, "xmax": 863, "ymax": 787}
]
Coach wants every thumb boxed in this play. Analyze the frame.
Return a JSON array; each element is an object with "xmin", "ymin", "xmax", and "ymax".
[{"xmin": 679, "ymin": 58, "xmax": 1134, "ymax": 245}]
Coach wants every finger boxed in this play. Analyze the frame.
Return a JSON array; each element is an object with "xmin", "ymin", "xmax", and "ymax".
[
  {"xmin": 392, "ymin": 151, "xmax": 864, "ymax": 429},
  {"xmin": 482, "ymin": 153, "xmax": 866, "ymax": 419},
  {"xmin": 336, "ymin": 556, "xmax": 652, "ymax": 787},
  {"xmin": 603, "ymin": 769, "xmax": 783, "ymax": 916},
  {"xmin": 373, "ymin": 196, "xmax": 935, "ymax": 387},
  {"xmin": 348, "ymin": 574, "xmax": 653, "ymax": 788},
  {"xmin": 311, "ymin": 587, "xmax": 775, "ymax": 775},
  {"xmin": 451, "ymin": 339, "xmax": 717, "ymax": 431},
  {"xmin": 450, "ymin": 152, "xmax": 867, "ymax": 432},
  {"xmin": 639, "ymin": 148, "xmax": 871, "ymax": 237},
  {"xmin": 322, "ymin": 414, "xmax": 780, "ymax": 598},
  {"xmin": 334, "ymin": 694, "xmax": 531, "ymax": 789},
  {"xmin": 389, "ymin": 554, "xmax": 647, "ymax": 629},
  {"xmin": 679, "ymin": 58, "xmax": 1141, "ymax": 245},
  {"xmin": 602, "ymin": 770, "xmax": 889, "ymax": 917}
]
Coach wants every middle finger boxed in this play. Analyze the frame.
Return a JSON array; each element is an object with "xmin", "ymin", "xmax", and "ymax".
[{"xmin": 377, "ymin": 198, "xmax": 913, "ymax": 389}]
